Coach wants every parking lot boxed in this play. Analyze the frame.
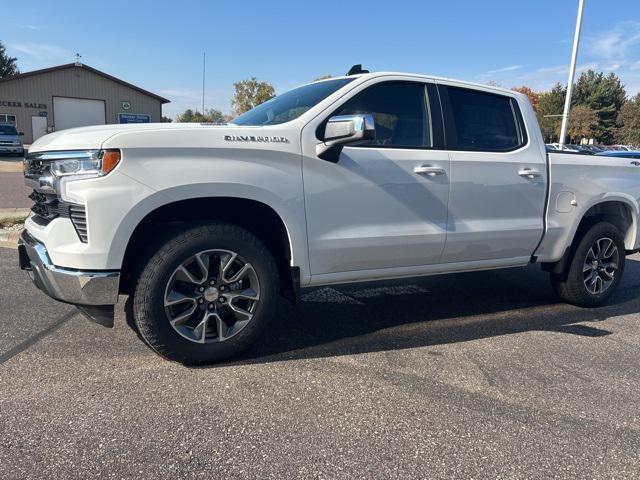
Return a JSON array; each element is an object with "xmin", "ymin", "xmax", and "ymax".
[{"xmin": 1, "ymin": 245, "xmax": 640, "ymax": 479}]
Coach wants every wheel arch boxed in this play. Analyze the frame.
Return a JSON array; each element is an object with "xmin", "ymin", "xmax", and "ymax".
[
  {"xmin": 571, "ymin": 196, "xmax": 638, "ymax": 251},
  {"xmin": 113, "ymin": 190, "xmax": 304, "ymax": 297}
]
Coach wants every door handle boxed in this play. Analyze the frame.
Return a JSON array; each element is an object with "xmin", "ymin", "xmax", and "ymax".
[
  {"xmin": 414, "ymin": 165, "xmax": 446, "ymax": 176},
  {"xmin": 518, "ymin": 168, "xmax": 541, "ymax": 179}
]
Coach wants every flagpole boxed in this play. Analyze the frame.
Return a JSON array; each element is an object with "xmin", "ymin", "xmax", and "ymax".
[{"xmin": 559, "ymin": 0, "xmax": 585, "ymax": 148}]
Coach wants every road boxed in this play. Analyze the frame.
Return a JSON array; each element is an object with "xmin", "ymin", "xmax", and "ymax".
[
  {"xmin": 0, "ymin": 156, "xmax": 30, "ymax": 208},
  {"xmin": 1, "ymin": 246, "xmax": 640, "ymax": 479}
]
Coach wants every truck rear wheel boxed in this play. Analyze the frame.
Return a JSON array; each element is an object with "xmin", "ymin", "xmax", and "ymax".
[
  {"xmin": 132, "ymin": 222, "xmax": 279, "ymax": 364},
  {"xmin": 551, "ymin": 222, "xmax": 625, "ymax": 307}
]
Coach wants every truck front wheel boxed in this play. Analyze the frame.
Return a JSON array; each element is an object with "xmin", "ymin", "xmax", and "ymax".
[
  {"xmin": 551, "ymin": 222, "xmax": 625, "ymax": 307},
  {"xmin": 132, "ymin": 222, "xmax": 279, "ymax": 364}
]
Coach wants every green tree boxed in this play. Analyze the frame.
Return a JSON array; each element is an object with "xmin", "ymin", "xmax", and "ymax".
[
  {"xmin": 175, "ymin": 108, "xmax": 226, "ymax": 123},
  {"xmin": 556, "ymin": 105, "xmax": 599, "ymax": 143},
  {"xmin": 0, "ymin": 41, "xmax": 19, "ymax": 78},
  {"xmin": 536, "ymin": 83, "xmax": 566, "ymax": 142},
  {"xmin": 231, "ymin": 77, "xmax": 275, "ymax": 115},
  {"xmin": 572, "ymin": 70, "xmax": 626, "ymax": 143},
  {"xmin": 616, "ymin": 94, "xmax": 640, "ymax": 146},
  {"xmin": 161, "ymin": 116, "xmax": 173, "ymax": 123}
]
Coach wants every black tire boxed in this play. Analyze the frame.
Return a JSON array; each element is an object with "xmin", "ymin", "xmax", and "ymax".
[
  {"xmin": 551, "ymin": 221, "xmax": 625, "ymax": 307},
  {"xmin": 132, "ymin": 222, "xmax": 279, "ymax": 364}
]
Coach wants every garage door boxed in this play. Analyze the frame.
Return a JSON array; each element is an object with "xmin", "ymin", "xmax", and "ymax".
[{"xmin": 53, "ymin": 97, "xmax": 106, "ymax": 131}]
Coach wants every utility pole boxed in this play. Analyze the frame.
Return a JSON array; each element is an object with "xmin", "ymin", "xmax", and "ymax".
[
  {"xmin": 559, "ymin": 0, "xmax": 585, "ymax": 148},
  {"xmin": 202, "ymin": 52, "xmax": 206, "ymax": 114}
]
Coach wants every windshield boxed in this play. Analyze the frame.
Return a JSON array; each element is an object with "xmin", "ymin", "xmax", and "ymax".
[
  {"xmin": 0, "ymin": 125, "xmax": 18, "ymax": 135},
  {"xmin": 232, "ymin": 78, "xmax": 354, "ymax": 126}
]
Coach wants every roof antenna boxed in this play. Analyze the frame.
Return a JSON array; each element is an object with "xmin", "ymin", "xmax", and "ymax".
[
  {"xmin": 74, "ymin": 53, "xmax": 82, "ymax": 66},
  {"xmin": 346, "ymin": 64, "xmax": 369, "ymax": 75}
]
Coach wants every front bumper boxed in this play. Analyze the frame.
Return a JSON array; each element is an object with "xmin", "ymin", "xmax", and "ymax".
[
  {"xmin": 18, "ymin": 230, "xmax": 120, "ymax": 326},
  {"xmin": 0, "ymin": 146, "xmax": 23, "ymax": 154}
]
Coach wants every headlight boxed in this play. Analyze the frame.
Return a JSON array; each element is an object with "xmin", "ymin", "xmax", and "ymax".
[{"xmin": 49, "ymin": 149, "xmax": 121, "ymax": 178}]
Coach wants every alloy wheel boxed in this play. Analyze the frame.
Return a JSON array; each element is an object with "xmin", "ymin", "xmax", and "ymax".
[
  {"xmin": 163, "ymin": 249, "xmax": 260, "ymax": 343},
  {"xmin": 583, "ymin": 237, "xmax": 619, "ymax": 295}
]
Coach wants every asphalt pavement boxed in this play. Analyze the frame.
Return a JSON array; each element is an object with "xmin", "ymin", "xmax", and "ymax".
[
  {"xmin": 1, "ymin": 246, "xmax": 640, "ymax": 479},
  {"xmin": 0, "ymin": 157, "xmax": 30, "ymax": 209}
]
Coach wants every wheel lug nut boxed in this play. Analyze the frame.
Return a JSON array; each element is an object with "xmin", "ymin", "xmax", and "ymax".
[
  {"xmin": 219, "ymin": 285, "xmax": 225, "ymax": 291},
  {"xmin": 198, "ymin": 298, "xmax": 204, "ymax": 304},
  {"xmin": 198, "ymin": 286, "xmax": 205, "ymax": 292},
  {"xmin": 209, "ymin": 280, "xmax": 216, "ymax": 286},
  {"xmin": 219, "ymin": 296, "xmax": 226, "ymax": 303},
  {"xmin": 208, "ymin": 303, "xmax": 215, "ymax": 310}
]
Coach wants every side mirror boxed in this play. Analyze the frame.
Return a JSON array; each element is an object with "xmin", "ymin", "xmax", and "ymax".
[{"xmin": 316, "ymin": 114, "xmax": 375, "ymax": 162}]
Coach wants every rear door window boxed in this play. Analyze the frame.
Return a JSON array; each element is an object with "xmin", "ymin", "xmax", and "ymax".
[{"xmin": 441, "ymin": 86, "xmax": 526, "ymax": 152}]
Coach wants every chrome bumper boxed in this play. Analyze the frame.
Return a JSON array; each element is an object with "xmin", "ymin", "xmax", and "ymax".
[{"xmin": 18, "ymin": 230, "xmax": 120, "ymax": 308}]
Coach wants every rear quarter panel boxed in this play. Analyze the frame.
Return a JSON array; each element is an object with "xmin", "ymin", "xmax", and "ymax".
[{"xmin": 535, "ymin": 152, "xmax": 640, "ymax": 262}]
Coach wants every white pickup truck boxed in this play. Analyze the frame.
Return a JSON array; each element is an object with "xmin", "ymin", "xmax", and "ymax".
[{"xmin": 19, "ymin": 67, "xmax": 640, "ymax": 364}]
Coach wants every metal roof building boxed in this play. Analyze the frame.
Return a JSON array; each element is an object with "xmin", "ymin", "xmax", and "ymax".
[{"xmin": 0, "ymin": 63, "xmax": 170, "ymax": 144}]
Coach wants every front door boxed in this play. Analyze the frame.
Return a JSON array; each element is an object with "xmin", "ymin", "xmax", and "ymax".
[
  {"xmin": 437, "ymin": 83, "xmax": 547, "ymax": 264},
  {"xmin": 301, "ymin": 80, "xmax": 450, "ymax": 276},
  {"xmin": 31, "ymin": 116, "xmax": 47, "ymax": 142}
]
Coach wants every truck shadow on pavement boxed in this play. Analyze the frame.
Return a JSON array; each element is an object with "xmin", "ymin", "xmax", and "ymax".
[{"xmin": 205, "ymin": 257, "xmax": 640, "ymax": 367}]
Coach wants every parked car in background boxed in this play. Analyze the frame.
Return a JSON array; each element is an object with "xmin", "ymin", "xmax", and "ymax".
[
  {"xmin": 597, "ymin": 150, "xmax": 640, "ymax": 160},
  {"xmin": 612, "ymin": 145, "xmax": 635, "ymax": 151},
  {"xmin": 0, "ymin": 124, "xmax": 25, "ymax": 157}
]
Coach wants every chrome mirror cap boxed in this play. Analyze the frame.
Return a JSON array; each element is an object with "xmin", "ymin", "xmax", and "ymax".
[{"xmin": 316, "ymin": 114, "xmax": 376, "ymax": 162}]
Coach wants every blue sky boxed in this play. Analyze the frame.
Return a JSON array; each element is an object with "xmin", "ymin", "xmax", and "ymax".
[{"xmin": 4, "ymin": 0, "xmax": 640, "ymax": 118}]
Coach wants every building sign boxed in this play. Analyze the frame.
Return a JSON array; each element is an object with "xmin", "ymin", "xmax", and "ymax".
[
  {"xmin": 121, "ymin": 101, "xmax": 131, "ymax": 110},
  {"xmin": 118, "ymin": 113, "xmax": 150, "ymax": 124},
  {"xmin": 0, "ymin": 100, "xmax": 47, "ymax": 109}
]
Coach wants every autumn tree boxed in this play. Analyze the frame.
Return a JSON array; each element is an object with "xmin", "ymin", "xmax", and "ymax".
[
  {"xmin": 231, "ymin": 77, "xmax": 275, "ymax": 115},
  {"xmin": 536, "ymin": 83, "xmax": 566, "ymax": 142},
  {"xmin": 616, "ymin": 94, "xmax": 640, "ymax": 146},
  {"xmin": 512, "ymin": 86, "xmax": 539, "ymax": 111},
  {"xmin": 0, "ymin": 41, "xmax": 19, "ymax": 78},
  {"xmin": 556, "ymin": 105, "xmax": 599, "ymax": 143},
  {"xmin": 572, "ymin": 70, "xmax": 626, "ymax": 143}
]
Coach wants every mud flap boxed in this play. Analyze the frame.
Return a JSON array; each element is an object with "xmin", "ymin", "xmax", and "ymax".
[{"xmin": 76, "ymin": 305, "xmax": 115, "ymax": 328}]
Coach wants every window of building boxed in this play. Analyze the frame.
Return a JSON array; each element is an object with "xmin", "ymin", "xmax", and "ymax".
[{"xmin": 0, "ymin": 114, "xmax": 17, "ymax": 126}]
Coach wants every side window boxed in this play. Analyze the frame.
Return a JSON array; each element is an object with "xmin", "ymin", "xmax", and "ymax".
[
  {"xmin": 334, "ymin": 82, "xmax": 431, "ymax": 148},
  {"xmin": 444, "ymin": 87, "xmax": 525, "ymax": 152},
  {"xmin": 0, "ymin": 114, "xmax": 17, "ymax": 126}
]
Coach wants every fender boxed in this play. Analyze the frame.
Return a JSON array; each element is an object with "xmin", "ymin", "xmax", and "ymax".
[
  {"xmin": 537, "ymin": 191, "xmax": 640, "ymax": 263},
  {"xmin": 107, "ymin": 182, "xmax": 309, "ymax": 283}
]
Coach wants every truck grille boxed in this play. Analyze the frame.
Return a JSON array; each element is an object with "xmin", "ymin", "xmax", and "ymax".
[
  {"xmin": 29, "ymin": 190, "xmax": 88, "ymax": 243},
  {"xmin": 0, "ymin": 141, "xmax": 14, "ymax": 146}
]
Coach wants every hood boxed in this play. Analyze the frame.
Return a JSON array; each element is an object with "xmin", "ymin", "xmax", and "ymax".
[
  {"xmin": 0, "ymin": 133, "xmax": 21, "ymax": 141},
  {"xmin": 28, "ymin": 122, "xmax": 298, "ymax": 153},
  {"xmin": 28, "ymin": 123, "xmax": 215, "ymax": 153}
]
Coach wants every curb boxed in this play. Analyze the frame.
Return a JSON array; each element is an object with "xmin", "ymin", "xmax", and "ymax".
[
  {"xmin": 0, "ymin": 208, "xmax": 30, "ymax": 223},
  {"xmin": 0, "ymin": 208, "xmax": 29, "ymax": 249},
  {"xmin": 0, "ymin": 160, "xmax": 24, "ymax": 173},
  {"xmin": 0, "ymin": 228, "xmax": 21, "ymax": 249}
]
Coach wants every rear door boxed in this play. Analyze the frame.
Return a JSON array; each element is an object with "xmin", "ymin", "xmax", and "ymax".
[{"xmin": 437, "ymin": 83, "xmax": 547, "ymax": 263}]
